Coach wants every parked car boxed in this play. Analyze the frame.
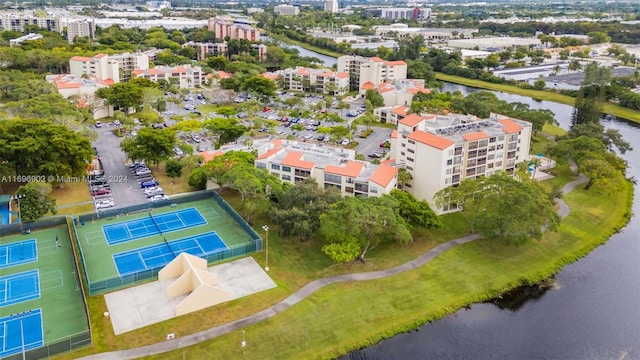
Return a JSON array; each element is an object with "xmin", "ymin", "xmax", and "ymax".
[
  {"xmin": 95, "ymin": 121, "xmax": 103, "ymax": 128},
  {"xmin": 148, "ymin": 194, "xmax": 169, "ymax": 203},
  {"xmin": 340, "ymin": 139, "xmax": 350, "ymax": 145},
  {"xmin": 316, "ymin": 134, "xmax": 325, "ymax": 141},
  {"xmin": 191, "ymin": 134, "xmax": 201, "ymax": 143},
  {"xmin": 173, "ymin": 147, "xmax": 184, "ymax": 157},
  {"xmin": 113, "ymin": 120, "xmax": 121, "ymax": 126},
  {"xmin": 303, "ymin": 134, "xmax": 313, "ymax": 140},
  {"xmin": 136, "ymin": 168, "xmax": 152, "ymax": 176},
  {"xmin": 151, "ymin": 123, "xmax": 163, "ymax": 129},
  {"xmin": 140, "ymin": 180, "xmax": 159, "ymax": 188},
  {"xmin": 92, "ymin": 188, "xmax": 111, "ymax": 196},
  {"xmin": 368, "ymin": 153, "xmax": 382, "ymax": 158},
  {"xmin": 95, "ymin": 199, "xmax": 115, "ymax": 209},
  {"xmin": 144, "ymin": 187, "xmax": 164, "ymax": 196}
]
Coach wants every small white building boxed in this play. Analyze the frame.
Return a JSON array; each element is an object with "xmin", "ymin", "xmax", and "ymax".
[
  {"xmin": 448, "ymin": 37, "xmax": 541, "ymax": 51},
  {"xmin": 493, "ymin": 62, "xmax": 570, "ymax": 82},
  {"xmin": 274, "ymin": 5, "xmax": 300, "ymax": 16},
  {"xmin": 9, "ymin": 32, "xmax": 42, "ymax": 47}
]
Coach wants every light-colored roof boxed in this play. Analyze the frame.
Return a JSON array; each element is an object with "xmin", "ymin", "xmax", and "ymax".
[
  {"xmin": 369, "ymin": 164, "xmax": 397, "ymax": 187},
  {"xmin": 70, "ymin": 56, "xmax": 91, "ymax": 62},
  {"xmin": 324, "ymin": 161, "xmax": 364, "ymax": 178},
  {"xmin": 281, "ymin": 151, "xmax": 314, "ymax": 170},
  {"xmin": 399, "ymin": 113, "xmax": 423, "ymax": 127},
  {"xmin": 407, "ymin": 130, "xmax": 455, "ymax": 150},
  {"xmin": 462, "ymin": 131, "xmax": 489, "ymax": 141},
  {"xmin": 498, "ymin": 118, "xmax": 523, "ymax": 134}
]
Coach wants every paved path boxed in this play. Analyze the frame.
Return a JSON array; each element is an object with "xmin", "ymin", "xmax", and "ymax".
[{"xmin": 80, "ymin": 176, "xmax": 587, "ymax": 360}]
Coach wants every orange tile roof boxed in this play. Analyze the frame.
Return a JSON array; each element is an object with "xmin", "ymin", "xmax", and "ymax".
[
  {"xmin": 369, "ymin": 164, "xmax": 397, "ymax": 187},
  {"xmin": 399, "ymin": 114, "xmax": 423, "ymax": 127},
  {"xmin": 97, "ymin": 78, "xmax": 115, "ymax": 86},
  {"xmin": 256, "ymin": 147, "xmax": 282, "ymax": 160},
  {"xmin": 407, "ymin": 87, "xmax": 430, "ymax": 94},
  {"xmin": 296, "ymin": 68, "xmax": 311, "ymax": 75},
  {"xmin": 462, "ymin": 131, "xmax": 489, "ymax": 141},
  {"xmin": 261, "ymin": 72, "xmax": 279, "ymax": 80},
  {"xmin": 390, "ymin": 129, "xmax": 398, "ymax": 139},
  {"xmin": 370, "ymin": 56, "xmax": 384, "ymax": 62},
  {"xmin": 217, "ymin": 70, "xmax": 233, "ymax": 79},
  {"xmin": 498, "ymin": 118, "xmax": 523, "ymax": 134},
  {"xmin": 392, "ymin": 106, "xmax": 407, "ymax": 116},
  {"xmin": 70, "ymin": 56, "xmax": 91, "ymax": 62},
  {"xmin": 132, "ymin": 69, "xmax": 143, "ymax": 75},
  {"xmin": 198, "ymin": 150, "xmax": 224, "ymax": 163},
  {"xmin": 385, "ymin": 60, "xmax": 407, "ymax": 66},
  {"xmin": 336, "ymin": 72, "xmax": 349, "ymax": 79},
  {"xmin": 272, "ymin": 139, "xmax": 282, "ymax": 147},
  {"xmin": 378, "ymin": 82, "xmax": 394, "ymax": 93},
  {"xmin": 281, "ymin": 151, "xmax": 314, "ymax": 170},
  {"xmin": 324, "ymin": 161, "xmax": 364, "ymax": 178},
  {"xmin": 380, "ymin": 159, "xmax": 395, "ymax": 166},
  {"xmin": 317, "ymin": 70, "xmax": 334, "ymax": 77},
  {"xmin": 408, "ymin": 130, "xmax": 455, "ymax": 150},
  {"xmin": 94, "ymin": 53, "xmax": 107, "ymax": 58},
  {"xmin": 361, "ymin": 81, "xmax": 374, "ymax": 90},
  {"xmin": 56, "ymin": 81, "xmax": 82, "ymax": 89}
]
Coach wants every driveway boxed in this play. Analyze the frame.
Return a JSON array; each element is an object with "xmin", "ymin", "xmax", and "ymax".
[
  {"xmin": 93, "ymin": 125, "xmax": 149, "ymax": 210},
  {"xmin": 354, "ymin": 126, "xmax": 393, "ymax": 160}
]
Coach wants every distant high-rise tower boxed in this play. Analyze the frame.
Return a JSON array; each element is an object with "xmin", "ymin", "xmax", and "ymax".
[{"xmin": 324, "ymin": 0, "xmax": 338, "ymax": 13}]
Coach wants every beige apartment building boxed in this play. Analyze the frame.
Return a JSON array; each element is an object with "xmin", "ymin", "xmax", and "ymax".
[
  {"xmin": 182, "ymin": 41, "xmax": 267, "ymax": 61},
  {"xmin": 374, "ymin": 105, "xmax": 409, "ymax": 125},
  {"xmin": 69, "ymin": 52, "xmax": 150, "ymax": 83},
  {"xmin": 391, "ymin": 112, "xmax": 532, "ymax": 212},
  {"xmin": 279, "ymin": 67, "xmax": 350, "ymax": 95},
  {"xmin": 208, "ymin": 17, "xmax": 260, "ymax": 42},
  {"xmin": 67, "ymin": 19, "xmax": 95, "ymax": 44},
  {"xmin": 337, "ymin": 55, "xmax": 407, "ymax": 92},
  {"xmin": 132, "ymin": 64, "xmax": 204, "ymax": 89},
  {"xmin": 255, "ymin": 139, "xmax": 398, "ymax": 197}
]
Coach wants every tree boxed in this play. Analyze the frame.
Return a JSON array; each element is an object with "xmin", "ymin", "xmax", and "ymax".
[
  {"xmin": 96, "ymin": 82, "xmax": 143, "ymax": 114},
  {"xmin": 396, "ymin": 168, "xmax": 412, "ymax": 189},
  {"xmin": 15, "ymin": 182, "xmax": 57, "ymax": 222},
  {"xmin": 165, "ymin": 158, "xmax": 183, "ymax": 178},
  {"xmin": 242, "ymin": 75, "xmax": 276, "ymax": 101},
  {"xmin": 320, "ymin": 195, "xmax": 412, "ymax": 263},
  {"xmin": 223, "ymin": 164, "xmax": 282, "ymax": 224},
  {"xmin": 533, "ymin": 79, "xmax": 546, "ymax": 90},
  {"xmin": 269, "ymin": 178, "xmax": 341, "ymax": 241},
  {"xmin": 566, "ymin": 122, "xmax": 632, "ymax": 154},
  {"xmin": 572, "ymin": 84, "xmax": 606, "ymax": 126},
  {"xmin": 204, "ymin": 117, "xmax": 247, "ymax": 147},
  {"xmin": 215, "ymin": 106, "xmax": 237, "ymax": 118},
  {"xmin": 188, "ymin": 167, "xmax": 208, "ymax": 190},
  {"xmin": 389, "ymin": 189, "xmax": 442, "ymax": 229},
  {"xmin": 120, "ymin": 127, "xmax": 176, "ymax": 166},
  {"xmin": 435, "ymin": 174, "xmax": 560, "ymax": 245},
  {"xmin": 587, "ymin": 31, "xmax": 611, "ymax": 44},
  {"xmin": 201, "ymin": 150, "xmax": 256, "ymax": 188},
  {"xmin": 365, "ymin": 89, "xmax": 384, "ymax": 107}
]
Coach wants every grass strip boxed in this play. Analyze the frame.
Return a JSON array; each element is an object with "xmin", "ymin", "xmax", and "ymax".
[{"xmin": 435, "ymin": 73, "xmax": 640, "ymax": 123}]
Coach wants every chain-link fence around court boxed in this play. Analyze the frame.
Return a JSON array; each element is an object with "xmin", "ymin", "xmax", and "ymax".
[{"xmin": 71, "ymin": 190, "xmax": 263, "ymax": 295}]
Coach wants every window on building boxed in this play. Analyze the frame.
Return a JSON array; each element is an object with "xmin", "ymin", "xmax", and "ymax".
[
  {"xmin": 407, "ymin": 157, "xmax": 414, "ymax": 162},
  {"xmin": 407, "ymin": 166, "xmax": 413, "ymax": 171},
  {"xmin": 408, "ymin": 139, "xmax": 415, "ymax": 145},
  {"xmin": 370, "ymin": 187, "xmax": 378, "ymax": 194},
  {"xmin": 271, "ymin": 164, "xmax": 280, "ymax": 170},
  {"xmin": 496, "ymin": 144, "xmax": 504, "ymax": 150},
  {"xmin": 256, "ymin": 162, "xmax": 266, "ymax": 169},
  {"xmin": 454, "ymin": 156, "xmax": 462, "ymax": 165},
  {"xmin": 324, "ymin": 173, "xmax": 342, "ymax": 184},
  {"xmin": 498, "ymin": 135, "xmax": 505, "ymax": 141},
  {"xmin": 408, "ymin": 148, "xmax": 414, "ymax": 153},
  {"xmin": 454, "ymin": 147, "xmax": 463, "ymax": 155},
  {"xmin": 489, "ymin": 137, "xmax": 496, "ymax": 143},
  {"xmin": 282, "ymin": 166, "xmax": 291, "ymax": 172},
  {"xmin": 479, "ymin": 140, "xmax": 488, "ymax": 148},
  {"xmin": 447, "ymin": 159, "xmax": 453, "ymax": 166},
  {"xmin": 446, "ymin": 168, "xmax": 452, "ymax": 175},
  {"xmin": 468, "ymin": 150, "xmax": 477, "ymax": 158},
  {"xmin": 282, "ymin": 175, "xmax": 291, "ymax": 181},
  {"xmin": 468, "ymin": 141, "xmax": 478, "ymax": 150}
]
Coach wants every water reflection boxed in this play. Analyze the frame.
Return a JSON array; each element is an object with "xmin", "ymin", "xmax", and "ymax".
[{"xmin": 485, "ymin": 278, "xmax": 554, "ymax": 311}]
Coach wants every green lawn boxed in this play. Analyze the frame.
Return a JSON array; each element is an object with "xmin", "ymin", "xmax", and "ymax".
[{"xmin": 435, "ymin": 73, "xmax": 640, "ymax": 123}]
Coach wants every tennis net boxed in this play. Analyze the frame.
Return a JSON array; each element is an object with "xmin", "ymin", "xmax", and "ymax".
[
  {"xmin": 163, "ymin": 236, "xmax": 177, "ymax": 257},
  {"xmin": 149, "ymin": 211, "xmax": 163, "ymax": 235}
]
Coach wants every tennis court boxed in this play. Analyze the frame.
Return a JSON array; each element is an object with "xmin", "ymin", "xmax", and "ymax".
[
  {"xmin": 0, "ymin": 269, "xmax": 40, "ymax": 307},
  {"xmin": 102, "ymin": 207, "xmax": 207, "ymax": 245},
  {"xmin": 0, "ymin": 239, "xmax": 37, "ymax": 269},
  {"xmin": 113, "ymin": 232, "xmax": 228, "ymax": 276},
  {"xmin": 75, "ymin": 196, "xmax": 261, "ymax": 295},
  {"xmin": 0, "ymin": 308, "xmax": 44, "ymax": 358}
]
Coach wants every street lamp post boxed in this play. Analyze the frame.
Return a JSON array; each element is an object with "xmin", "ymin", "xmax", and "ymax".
[
  {"xmin": 12, "ymin": 194, "xmax": 26, "ymax": 233},
  {"xmin": 262, "ymin": 225, "xmax": 269, "ymax": 271}
]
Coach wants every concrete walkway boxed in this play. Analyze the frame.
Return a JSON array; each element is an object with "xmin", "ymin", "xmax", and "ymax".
[{"xmin": 80, "ymin": 176, "xmax": 587, "ymax": 360}]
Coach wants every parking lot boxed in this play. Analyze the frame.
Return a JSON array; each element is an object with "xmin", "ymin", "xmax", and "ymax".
[{"xmin": 92, "ymin": 126, "xmax": 152, "ymax": 210}]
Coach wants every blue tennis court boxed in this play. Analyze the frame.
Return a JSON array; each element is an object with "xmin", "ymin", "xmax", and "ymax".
[
  {"xmin": 0, "ymin": 309, "xmax": 44, "ymax": 358},
  {"xmin": 112, "ymin": 232, "xmax": 228, "ymax": 276},
  {"xmin": 102, "ymin": 208, "xmax": 207, "ymax": 245},
  {"xmin": 0, "ymin": 240, "xmax": 37, "ymax": 269},
  {"xmin": 0, "ymin": 270, "xmax": 40, "ymax": 308}
]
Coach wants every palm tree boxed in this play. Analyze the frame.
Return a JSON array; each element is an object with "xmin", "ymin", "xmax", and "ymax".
[
  {"xmin": 531, "ymin": 157, "xmax": 542, "ymax": 179},
  {"xmin": 396, "ymin": 168, "xmax": 412, "ymax": 189},
  {"xmin": 569, "ymin": 60, "xmax": 582, "ymax": 73},
  {"xmin": 552, "ymin": 64, "xmax": 562, "ymax": 76}
]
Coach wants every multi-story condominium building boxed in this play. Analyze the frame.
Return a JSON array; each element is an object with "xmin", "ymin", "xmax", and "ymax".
[
  {"xmin": 46, "ymin": 74, "xmax": 113, "ymax": 119},
  {"xmin": 367, "ymin": 7, "xmax": 431, "ymax": 20},
  {"xmin": 146, "ymin": 0, "xmax": 171, "ymax": 9},
  {"xmin": 255, "ymin": 139, "xmax": 398, "ymax": 198},
  {"xmin": 373, "ymin": 105, "xmax": 409, "ymax": 125},
  {"xmin": 66, "ymin": 19, "xmax": 95, "ymax": 44},
  {"xmin": 324, "ymin": 0, "xmax": 338, "ymax": 13},
  {"xmin": 208, "ymin": 17, "xmax": 260, "ymax": 42},
  {"xmin": 337, "ymin": 55, "xmax": 407, "ymax": 91},
  {"xmin": 362, "ymin": 79, "xmax": 430, "ymax": 106},
  {"xmin": 274, "ymin": 5, "xmax": 300, "ymax": 16},
  {"xmin": 132, "ymin": 64, "xmax": 204, "ymax": 89},
  {"xmin": 279, "ymin": 67, "xmax": 349, "ymax": 95},
  {"xmin": 0, "ymin": 14, "xmax": 61, "ymax": 33},
  {"xmin": 69, "ymin": 52, "xmax": 150, "ymax": 83},
  {"xmin": 9, "ymin": 32, "xmax": 42, "ymax": 47},
  {"xmin": 391, "ymin": 112, "xmax": 532, "ymax": 212},
  {"xmin": 183, "ymin": 42, "xmax": 267, "ymax": 61}
]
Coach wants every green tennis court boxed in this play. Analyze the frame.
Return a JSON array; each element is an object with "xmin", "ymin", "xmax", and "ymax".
[
  {"xmin": 75, "ymin": 198, "xmax": 257, "ymax": 294},
  {"xmin": 0, "ymin": 227, "xmax": 89, "ymax": 356}
]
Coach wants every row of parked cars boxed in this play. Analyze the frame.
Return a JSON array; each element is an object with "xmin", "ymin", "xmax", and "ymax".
[{"xmin": 128, "ymin": 161, "xmax": 169, "ymax": 203}]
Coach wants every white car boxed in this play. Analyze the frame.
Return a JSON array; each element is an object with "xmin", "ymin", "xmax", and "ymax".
[
  {"xmin": 340, "ymin": 139, "xmax": 350, "ymax": 145},
  {"xmin": 113, "ymin": 120, "xmax": 121, "ymax": 126},
  {"xmin": 303, "ymin": 134, "xmax": 313, "ymax": 140},
  {"xmin": 95, "ymin": 199, "xmax": 115, "ymax": 209},
  {"xmin": 95, "ymin": 121, "xmax": 102, "ymax": 128},
  {"xmin": 131, "ymin": 130, "xmax": 137, "ymax": 136},
  {"xmin": 143, "ymin": 186, "xmax": 163, "ymax": 195},
  {"xmin": 148, "ymin": 194, "xmax": 169, "ymax": 203},
  {"xmin": 136, "ymin": 168, "xmax": 151, "ymax": 176},
  {"xmin": 192, "ymin": 135, "xmax": 201, "ymax": 143}
]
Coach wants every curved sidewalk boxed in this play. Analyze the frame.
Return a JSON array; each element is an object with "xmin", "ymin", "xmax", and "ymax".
[{"xmin": 81, "ymin": 177, "xmax": 587, "ymax": 360}]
